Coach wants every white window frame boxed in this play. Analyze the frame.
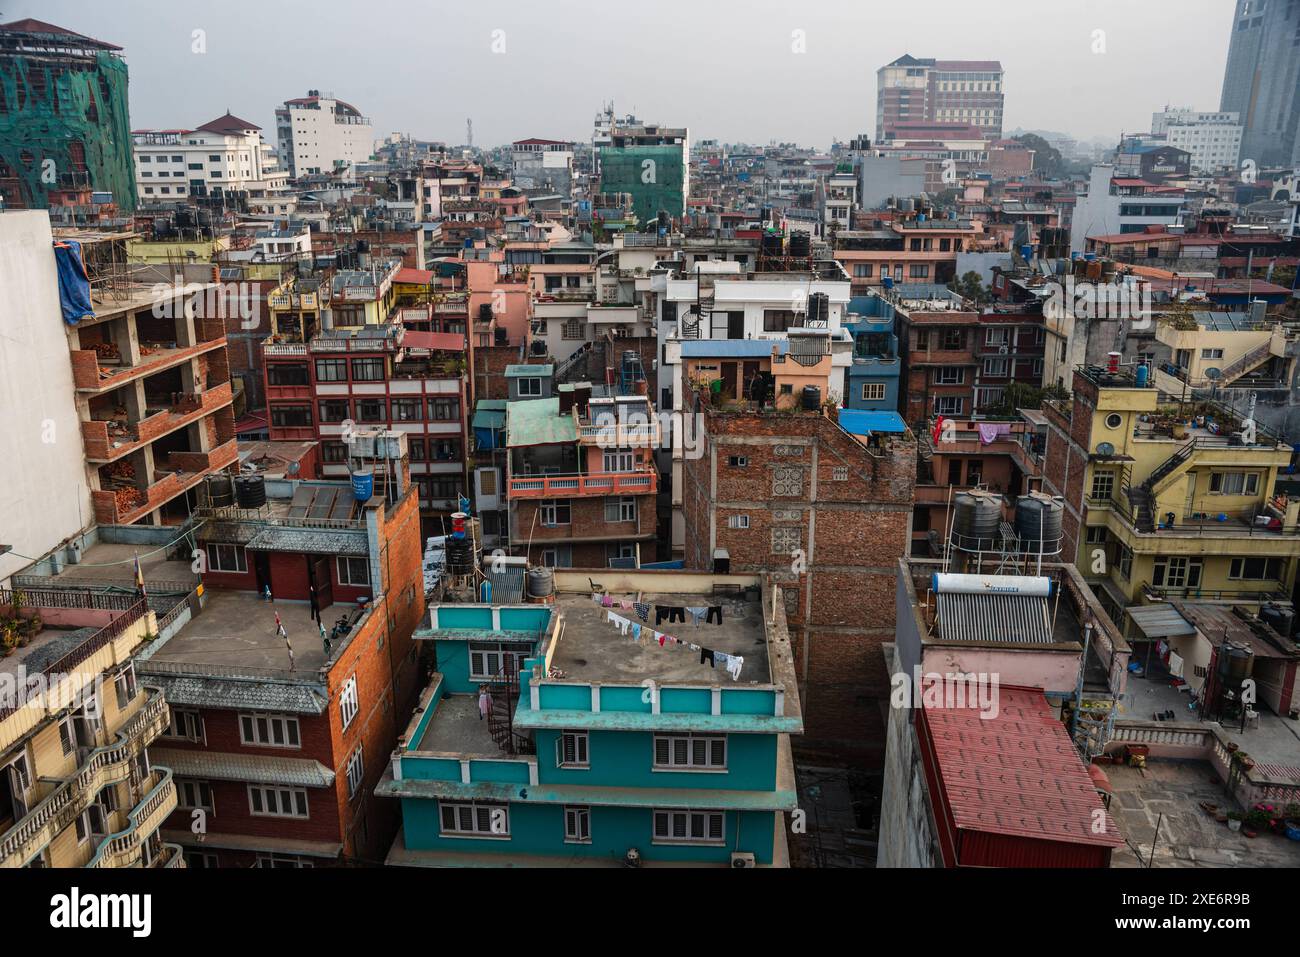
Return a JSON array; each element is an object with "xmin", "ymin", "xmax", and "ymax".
[
  {"xmin": 540, "ymin": 500, "xmax": 571, "ymax": 526},
  {"xmin": 345, "ymin": 747, "xmax": 364, "ymax": 800},
  {"xmin": 517, "ymin": 377, "xmax": 542, "ymax": 397},
  {"xmin": 982, "ymin": 357, "xmax": 1009, "ymax": 377},
  {"xmin": 935, "ymin": 396, "xmax": 964, "ymax": 416},
  {"xmin": 340, "ymin": 676, "xmax": 359, "ymax": 731},
  {"xmin": 935, "ymin": 368, "xmax": 965, "ymax": 385},
  {"xmin": 604, "ymin": 496, "xmax": 637, "ymax": 523},
  {"xmin": 727, "ymin": 514, "xmax": 750, "ymax": 529},
  {"xmin": 163, "ymin": 708, "xmax": 205, "ymax": 743},
  {"xmin": 564, "ymin": 805, "xmax": 591, "ymax": 844},
  {"xmin": 238, "ymin": 712, "xmax": 302, "ymax": 749},
  {"xmin": 336, "ymin": 556, "xmax": 371, "ymax": 586},
  {"xmin": 652, "ymin": 809, "xmax": 726, "ymax": 845},
  {"xmin": 113, "ymin": 663, "xmax": 137, "ymax": 710},
  {"xmin": 247, "ymin": 784, "xmax": 309, "ymax": 819},
  {"xmin": 438, "ymin": 800, "xmax": 510, "ymax": 838},
  {"xmin": 861, "ymin": 382, "xmax": 886, "ymax": 401},
  {"xmin": 176, "ymin": 778, "xmax": 214, "ymax": 813},
  {"xmin": 205, "ymin": 543, "xmax": 247, "ymax": 574},
  {"xmin": 469, "ymin": 641, "xmax": 529, "ymax": 680},
  {"xmin": 602, "ymin": 450, "xmax": 634, "ymax": 473},
  {"xmin": 556, "ymin": 730, "xmax": 589, "ymax": 769},
  {"xmin": 653, "ymin": 733, "xmax": 727, "ymax": 771}
]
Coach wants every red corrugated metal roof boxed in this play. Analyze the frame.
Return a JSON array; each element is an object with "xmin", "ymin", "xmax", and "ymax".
[
  {"xmin": 394, "ymin": 267, "xmax": 435, "ymax": 285},
  {"xmin": 922, "ymin": 687, "xmax": 1124, "ymax": 851},
  {"xmin": 402, "ymin": 331, "xmax": 465, "ymax": 352}
]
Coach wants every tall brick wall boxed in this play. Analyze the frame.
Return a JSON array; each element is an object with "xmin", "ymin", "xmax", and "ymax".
[{"xmin": 681, "ymin": 407, "xmax": 916, "ymax": 767}]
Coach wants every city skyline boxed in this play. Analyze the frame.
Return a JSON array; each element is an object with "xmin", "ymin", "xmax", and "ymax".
[{"xmin": 20, "ymin": 0, "xmax": 1236, "ymax": 148}]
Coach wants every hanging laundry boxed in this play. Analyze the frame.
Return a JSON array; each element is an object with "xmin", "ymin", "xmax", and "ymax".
[
  {"xmin": 630, "ymin": 623, "xmax": 642, "ymax": 642},
  {"xmin": 657, "ymin": 632, "xmax": 666, "ymax": 647},
  {"xmin": 699, "ymin": 648, "xmax": 715, "ymax": 668},
  {"xmin": 634, "ymin": 602, "xmax": 651, "ymax": 623},
  {"xmin": 655, "ymin": 606, "xmax": 669, "ymax": 625},
  {"xmin": 725, "ymin": 655, "xmax": 743, "ymax": 680},
  {"xmin": 706, "ymin": 606, "xmax": 723, "ymax": 625},
  {"xmin": 591, "ymin": 592, "xmax": 602, "ymax": 604},
  {"xmin": 686, "ymin": 607, "xmax": 708, "ymax": 627},
  {"xmin": 620, "ymin": 599, "xmax": 634, "ymax": 610},
  {"xmin": 601, "ymin": 594, "xmax": 614, "ymax": 608},
  {"xmin": 667, "ymin": 607, "xmax": 685, "ymax": 624}
]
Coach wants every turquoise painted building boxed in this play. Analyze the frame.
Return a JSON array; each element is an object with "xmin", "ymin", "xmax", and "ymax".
[
  {"xmin": 844, "ymin": 294, "xmax": 902, "ymax": 413},
  {"xmin": 378, "ymin": 574, "xmax": 803, "ymax": 867}
]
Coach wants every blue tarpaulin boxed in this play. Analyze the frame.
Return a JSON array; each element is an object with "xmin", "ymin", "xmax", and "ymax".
[
  {"xmin": 53, "ymin": 240, "xmax": 95, "ymax": 325},
  {"xmin": 838, "ymin": 409, "xmax": 908, "ymax": 435}
]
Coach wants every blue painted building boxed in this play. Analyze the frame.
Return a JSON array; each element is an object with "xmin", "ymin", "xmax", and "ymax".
[
  {"xmin": 844, "ymin": 294, "xmax": 901, "ymax": 412},
  {"xmin": 378, "ymin": 571, "xmax": 803, "ymax": 867}
]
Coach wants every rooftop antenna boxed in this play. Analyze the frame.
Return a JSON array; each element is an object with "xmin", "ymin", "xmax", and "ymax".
[{"xmin": 466, "ymin": 118, "xmax": 473, "ymax": 149}]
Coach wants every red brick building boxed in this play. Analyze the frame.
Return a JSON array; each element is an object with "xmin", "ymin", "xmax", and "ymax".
[
  {"xmin": 139, "ymin": 480, "xmax": 425, "ymax": 867},
  {"xmin": 680, "ymin": 401, "xmax": 916, "ymax": 765}
]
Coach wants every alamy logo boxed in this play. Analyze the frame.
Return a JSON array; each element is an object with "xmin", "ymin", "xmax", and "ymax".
[
  {"xmin": 1045, "ymin": 276, "xmax": 1153, "ymax": 328},
  {"xmin": 49, "ymin": 888, "xmax": 151, "ymax": 937}
]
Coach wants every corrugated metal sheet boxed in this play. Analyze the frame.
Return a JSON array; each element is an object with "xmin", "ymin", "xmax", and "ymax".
[
  {"xmin": 934, "ymin": 593, "xmax": 1053, "ymax": 644},
  {"xmin": 244, "ymin": 527, "xmax": 368, "ymax": 556},
  {"xmin": 139, "ymin": 673, "xmax": 328, "ymax": 714},
  {"xmin": 918, "ymin": 688, "xmax": 1124, "ymax": 867},
  {"xmin": 1126, "ymin": 604, "xmax": 1196, "ymax": 639},
  {"xmin": 151, "ymin": 747, "xmax": 335, "ymax": 787}
]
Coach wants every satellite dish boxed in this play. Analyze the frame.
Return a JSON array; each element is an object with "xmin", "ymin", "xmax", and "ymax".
[
  {"xmin": 1205, "ymin": 368, "xmax": 1222, "ymax": 380},
  {"xmin": 1096, "ymin": 442, "xmax": 1116, "ymax": 456}
]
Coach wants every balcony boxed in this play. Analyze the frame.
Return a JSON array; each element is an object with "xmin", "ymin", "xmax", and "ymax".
[
  {"xmin": 508, "ymin": 469, "xmax": 658, "ymax": 498},
  {"xmin": 82, "ymin": 382, "xmax": 234, "ymax": 463},
  {"xmin": 92, "ymin": 440, "xmax": 238, "ymax": 524},
  {"xmin": 71, "ymin": 338, "xmax": 227, "ymax": 394},
  {"xmin": 576, "ymin": 419, "xmax": 662, "ymax": 448},
  {"xmin": 0, "ymin": 690, "xmax": 169, "ymax": 868},
  {"xmin": 86, "ymin": 767, "xmax": 178, "ymax": 868}
]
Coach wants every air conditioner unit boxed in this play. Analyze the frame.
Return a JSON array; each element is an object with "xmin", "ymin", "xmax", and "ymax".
[{"xmin": 730, "ymin": 852, "xmax": 756, "ymax": 868}]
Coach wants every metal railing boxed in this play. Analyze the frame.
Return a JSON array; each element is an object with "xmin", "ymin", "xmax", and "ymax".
[{"xmin": 86, "ymin": 767, "xmax": 177, "ymax": 868}]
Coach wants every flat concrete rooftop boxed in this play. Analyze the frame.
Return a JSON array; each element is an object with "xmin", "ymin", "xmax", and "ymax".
[
  {"xmin": 40, "ymin": 542, "xmax": 195, "ymax": 590},
  {"xmin": 549, "ymin": 589, "xmax": 769, "ymax": 685},
  {"xmin": 416, "ymin": 693, "xmax": 499, "ymax": 754},
  {"xmin": 147, "ymin": 590, "xmax": 361, "ymax": 676}
]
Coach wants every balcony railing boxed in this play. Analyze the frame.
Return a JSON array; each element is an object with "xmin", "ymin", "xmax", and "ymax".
[
  {"xmin": 507, "ymin": 469, "xmax": 657, "ymax": 498},
  {"xmin": 0, "ymin": 689, "xmax": 168, "ymax": 867},
  {"xmin": 87, "ymin": 767, "xmax": 177, "ymax": 868}
]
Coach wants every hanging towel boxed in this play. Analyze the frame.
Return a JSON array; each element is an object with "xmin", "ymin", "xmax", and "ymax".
[
  {"xmin": 706, "ymin": 606, "xmax": 723, "ymax": 625},
  {"xmin": 686, "ymin": 606, "xmax": 708, "ymax": 627},
  {"xmin": 725, "ymin": 655, "xmax": 743, "ymax": 680},
  {"xmin": 634, "ymin": 602, "xmax": 651, "ymax": 623}
]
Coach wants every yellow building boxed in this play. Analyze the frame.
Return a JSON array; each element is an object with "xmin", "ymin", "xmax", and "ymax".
[
  {"xmin": 126, "ymin": 235, "xmax": 231, "ymax": 265},
  {"xmin": 1043, "ymin": 367, "xmax": 1300, "ymax": 630},
  {"xmin": 0, "ymin": 596, "xmax": 179, "ymax": 868},
  {"xmin": 1152, "ymin": 310, "xmax": 1297, "ymax": 395}
]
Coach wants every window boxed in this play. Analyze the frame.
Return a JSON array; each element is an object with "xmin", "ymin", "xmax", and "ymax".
[
  {"xmin": 470, "ymin": 642, "xmax": 529, "ymax": 679},
  {"xmin": 564, "ymin": 806, "xmax": 591, "ymax": 843},
  {"xmin": 239, "ymin": 713, "xmax": 301, "ymax": 749},
  {"xmin": 1209, "ymin": 472, "xmax": 1259, "ymax": 496},
  {"xmin": 114, "ymin": 664, "xmax": 137, "ymax": 710},
  {"xmin": 355, "ymin": 398, "xmax": 385, "ymax": 423},
  {"xmin": 556, "ymin": 730, "xmax": 589, "ymax": 768},
  {"xmin": 248, "ymin": 785, "xmax": 309, "ymax": 818},
  {"xmin": 941, "ymin": 329, "xmax": 964, "ymax": 350},
  {"xmin": 1229, "ymin": 556, "xmax": 1284, "ymax": 581},
  {"xmin": 314, "ymin": 358, "xmax": 348, "ymax": 382},
  {"xmin": 772, "ymin": 526, "xmax": 801, "ymax": 554},
  {"xmin": 935, "ymin": 396, "xmax": 964, "ymax": 416},
  {"xmin": 318, "ymin": 399, "xmax": 349, "ymax": 423},
  {"xmin": 392, "ymin": 398, "xmax": 422, "ymax": 421},
  {"xmin": 322, "ymin": 441, "xmax": 348, "ymax": 464},
  {"xmin": 350, "ymin": 357, "xmax": 385, "ymax": 381},
  {"xmin": 935, "ymin": 368, "xmax": 965, "ymax": 385},
  {"xmin": 337, "ymin": 556, "xmax": 370, "ymax": 587},
  {"xmin": 966, "ymin": 459, "xmax": 983, "ymax": 486},
  {"xmin": 163, "ymin": 708, "xmax": 204, "ymax": 742},
  {"xmin": 1117, "ymin": 543, "xmax": 1133, "ymax": 580},
  {"xmin": 185, "ymin": 850, "xmax": 220, "ymax": 868},
  {"xmin": 439, "ymin": 800, "xmax": 509, "ymax": 837},
  {"xmin": 982, "ymin": 357, "xmax": 1009, "ymax": 377},
  {"xmin": 540, "ymin": 500, "xmax": 571, "ymax": 526},
  {"xmin": 176, "ymin": 779, "xmax": 213, "ymax": 812},
  {"xmin": 270, "ymin": 405, "xmax": 312, "ymax": 428},
  {"xmin": 562, "ymin": 319, "xmax": 583, "ymax": 340},
  {"xmin": 267, "ymin": 363, "xmax": 309, "ymax": 386},
  {"xmin": 654, "ymin": 734, "xmax": 727, "ymax": 770},
  {"xmin": 255, "ymin": 853, "xmax": 313, "ymax": 868},
  {"xmin": 763, "ymin": 309, "xmax": 801, "ymax": 332},
  {"xmin": 428, "ymin": 397, "xmax": 459, "ymax": 421},
  {"xmin": 408, "ymin": 438, "xmax": 426, "ymax": 462},
  {"xmin": 605, "ymin": 496, "xmax": 637, "ymax": 522},
  {"xmin": 772, "ymin": 466, "xmax": 802, "ymax": 497},
  {"xmin": 340, "ymin": 676, "xmax": 359, "ymax": 731},
  {"xmin": 653, "ymin": 809, "xmax": 725, "ymax": 845},
  {"xmin": 853, "ymin": 264, "xmax": 874, "ymax": 278},
  {"xmin": 1085, "ymin": 525, "xmax": 1108, "ymax": 545},
  {"xmin": 603, "ymin": 450, "xmax": 634, "ymax": 473},
  {"xmin": 832, "ymin": 466, "xmax": 848, "ymax": 481},
  {"xmin": 915, "ymin": 330, "xmax": 929, "ymax": 350},
  {"xmin": 727, "ymin": 456, "xmax": 748, "ymax": 467},
  {"xmin": 345, "ymin": 747, "xmax": 364, "ymax": 799},
  {"xmin": 1091, "ymin": 471, "xmax": 1115, "ymax": 501},
  {"xmin": 728, "ymin": 514, "xmax": 750, "ymax": 529},
  {"xmin": 1201, "ymin": 348, "xmax": 1224, "ymax": 360},
  {"xmin": 909, "ymin": 264, "xmax": 930, "ymax": 279},
  {"xmin": 1152, "ymin": 557, "xmax": 1203, "ymax": 589},
  {"xmin": 517, "ymin": 377, "xmax": 542, "ymax": 397},
  {"xmin": 861, "ymin": 382, "xmax": 886, "ymax": 401},
  {"xmin": 205, "ymin": 543, "xmax": 247, "ymax": 573}
]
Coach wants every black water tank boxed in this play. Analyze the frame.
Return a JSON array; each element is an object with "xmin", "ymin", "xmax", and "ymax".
[
  {"xmin": 801, "ymin": 385, "xmax": 821, "ymax": 411},
  {"xmin": 789, "ymin": 232, "xmax": 811, "ymax": 258},
  {"xmin": 234, "ymin": 476, "xmax": 266, "ymax": 509}
]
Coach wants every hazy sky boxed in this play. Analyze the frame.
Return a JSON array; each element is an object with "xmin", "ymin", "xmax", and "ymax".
[{"xmin": 21, "ymin": 0, "xmax": 1235, "ymax": 149}]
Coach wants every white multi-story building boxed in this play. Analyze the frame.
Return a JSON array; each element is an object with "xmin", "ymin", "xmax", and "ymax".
[
  {"xmin": 1150, "ymin": 109, "xmax": 1243, "ymax": 173},
  {"xmin": 1069, "ymin": 165, "xmax": 1185, "ymax": 252},
  {"xmin": 132, "ymin": 113, "xmax": 288, "ymax": 204},
  {"xmin": 510, "ymin": 138, "xmax": 574, "ymax": 195},
  {"xmin": 275, "ymin": 91, "xmax": 372, "ymax": 179}
]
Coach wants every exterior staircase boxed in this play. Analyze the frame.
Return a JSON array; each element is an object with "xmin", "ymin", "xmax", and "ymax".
[
  {"xmin": 485, "ymin": 666, "xmax": 534, "ymax": 756},
  {"xmin": 1124, "ymin": 485, "xmax": 1156, "ymax": 533},
  {"xmin": 1215, "ymin": 341, "xmax": 1275, "ymax": 387}
]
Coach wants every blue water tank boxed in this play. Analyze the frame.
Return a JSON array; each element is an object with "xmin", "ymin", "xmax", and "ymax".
[
  {"xmin": 881, "ymin": 276, "xmax": 894, "ymax": 289},
  {"xmin": 1084, "ymin": 252, "xmax": 1097, "ymax": 262},
  {"xmin": 479, "ymin": 581, "xmax": 493, "ymax": 603},
  {"xmin": 1135, "ymin": 363, "xmax": 1150, "ymax": 388},
  {"xmin": 351, "ymin": 470, "xmax": 374, "ymax": 503},
  {"xmin": 1020, "ymin": 244, "xmax": 1033, "ymax": 261}
]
